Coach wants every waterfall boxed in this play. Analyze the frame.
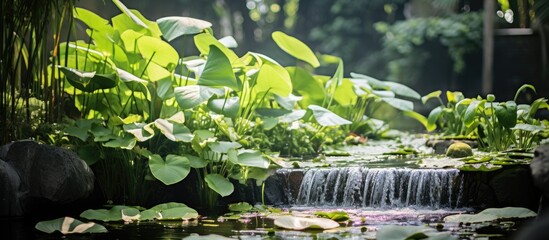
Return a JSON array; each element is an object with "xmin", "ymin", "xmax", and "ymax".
[{"xmin": 293, "ymin": 167, "xmax": 463, "ymax": 209}]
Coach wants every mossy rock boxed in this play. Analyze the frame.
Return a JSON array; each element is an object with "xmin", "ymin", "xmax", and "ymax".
[{"xmin": 446, "ymin": 142, "xmax": 473, "ymax": 158}]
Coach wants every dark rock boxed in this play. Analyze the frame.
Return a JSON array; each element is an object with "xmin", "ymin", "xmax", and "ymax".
[
  {"xmin": 1, "ymin": 140, "xmax": 95, "ymax": 217},
  {"xmin": 489, "ymin": 166, "xmax": 539, "ymax": 210},
  {"xmin": 531, "ymin": 145, "xmax": 549, "ymax": 198},
  {"xmin": 446, "ymin": 141, "xmax": 473, "ymax": 158},
  {"xmin": 0, "ymin": 159, "xmax": 23, "ymax": 216}
]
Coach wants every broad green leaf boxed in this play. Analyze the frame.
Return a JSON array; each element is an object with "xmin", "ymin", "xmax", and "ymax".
[
  {"xmin": 255, "ymin": 108, "xmax": 292, "ymax": 118},
  {"xmin": 384, "ymin": 81, "xmax": 421, "ymax": 99},
  {"xmin": 58, "ymin": 66, "xmax": 118, "ymax": 92},
  {"xmin": 154, "ymin": 119, "xmax": 193, "ymax": 142},
  {"xmin": 137, "ymin": 35, "xmax": 179, "ymax": 70},
  {"xmin": 194, "ymin": 33, "xmax": 240, "ymax": 65},
  {"xmin": 333, "ymin": 78, "xmax": 357, "ymax": 106},
  {"xmin": 149, "ymin": 154, "xmax": 190, "ymax": 185},
  {"xmin": 381, "ymin": 97, "xmax": 414, "ymax": 111},
  {"xmin": 315, "ymin": 211, "xmax": 350, "ymax": 221},
  {"xmin": 447, "ymin": 91, "xmax": 464, "ymax": 103},
  {"xmin": 198, "ymin": 45, "xmax": 238, "ymax": 91},
  {"xmin": 120, "ymin": 29, "xmax": 144, "ymax": 54},
  {"xmin": 495, "ymin": 101, "xmax": 517, "ymax": 128},
  {"xmin": 279, "ymin": 109, "xmax": 307, "ymax": 123},
  {"xmin": 479, "ymin": 207, "xmax": 537, "ymax": 219},
  {"xmin": 228, "ymin": 202, "xmax": 253, "ymax": 212},
  {"xmin": 459, "ymin": 163, "xmax": 502, "ymax": 172},
  {"xmin": 183, "ymin": 154, "xmax": 207, "ymax": 168},
  {"xmin": 124, "ymin": 122, "xmax": 155, "ymax": 141},
  {"xmin": 80, "ymin": 206, "xmax": 140, "ymax": 222},
  {"xmin": 286, "ymin": 67, "xmax": 325, "ymax": 107},
  {"xmin": 421, "ymin": 90, "xmax": 442, "ymax": 104},
  {"xmin": 254, "ymin": 61, "xmax": 292, "ymax": 97},
  {"xmin": 102, "ymin": 134, "xmax": 137, "ymax": 150},
  {"xmin": 65, "ymin": 119, "xmax": 96, "ymax": 141},
  {"xmin": 308, "ymin": 105, "xmax": 351, "ymax": 126},
  {"xmin": 274, "ymin": 216, "xmax": 339, "ymax": 230},
  {"xmin": 156, "ymin": 78, "xmax": 174, "ymax": 100},
  {"xmin": 218, "ymin": 36, "xmax": 238, "ymax": 48},
  {"xmin": 427, "ymin": 106, "xmax": 443, "ymax": 131},
  {"xmin": 350, "ymin": 72, "xmax": 387, "ymax": 89},
  {"xmin": 117, "ymin": 68, "xmax": 147, "ymax": 84},
  {"xmin": 157, "ymin": 16, "xmax": 212, "ymax": 41},
  {"xmin": 74, "ymin": 8, "xmax": 114, "ymax": 36},
  {"xmin": 78, "ymin": 145, "xmax": 100, "ymax": 165},
  {"xmin": 205, "ymin": 174, "xmax": 234, "ymax": 197},
  {"xmin": 274, "ymin": 94, "xmax": 302, "ymax": 110},
  {"xmin": 35, "ymin": 217, "xmax": 108, "ymax": 234},
  {"xmin": 272, "ymin": 31, "xmax": 320, "ymax": 68},
  {"xmin": 111, "ymin": 1, "xmax": 161, "ymax": 37},
  {"xmin": 158, "ymin": 207, "xmax": 199, "ymax": 220},
  {"xmin": 463, "ymin": 99, "xmax": 482, "ymax": 126},
  {"xmin": 512, "ymin": 123, "xmax": 545, "ymax": 132},
  {"xmin": 174, "ymin": 85, "xmax": 225, "ymax": 109},
  {"xmin": 208, "ymin": 141, "xmax": 241, "ymax": 153},
  {"xmin": 207, "ymin": 97, "xmax": 240, "ymax": 119},
  {"xmin": 237, "ymin": 150, "xmax": 269, "ymax": 169}
]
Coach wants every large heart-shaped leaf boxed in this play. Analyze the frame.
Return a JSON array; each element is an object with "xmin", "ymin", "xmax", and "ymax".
[
  {"xmin": 479, "ymin": 207, "xmax": 537, "ymax": 219},
  {"xmin": 198, "ymin": 45, "xmax": 238, "ymax": 91},
  {"xmin": 384, "ymin": 81, "xmax": 421, "ymax": 99},
  {"xmin": 157, "ymin": 16, "xmax": 212, "ymax": 41},
  {"xmin": 194, "ymin": 33, "xmax": 240, "ymax": 65},
  {"xmin": 237, "ymin": 150, "xmax": 269, "ymax": 169},
  {"xmin": 35, "ymin": 217, "xmax": 108, "ymax": 234},
  {"xmin": 154, "ymin": 119, "xmax": 193, "ymax": 142},
  {"xmin": 149, "ymin": 154, "xmax": 190, "ymax": 185},
  {"xmin": 102, "ymin": 134, "xmax": 137, "ymax": 150},
  {"xmin": 141, "ymin": 202, "xmax": 198, "ymax": 221},
  {"xmin": 124, "ymin": 122, "xmax": 155, "ymax": 141},
  {"xmin": 381, "ymin": 97, "xmax": 414, "ymax": 111},
  {"xmin": 174, "ymin": 85, "xmax": 225, "ymax": 109},
  {"xmin": 308, "ymin": 105, "xmax": 351, "ymax": 126},
  {"xmin": 253, "ymin": 60, "xmax": 292, "ymax": 97},
  {"xmin": 74, "ymin": 8, "xmax": 114, "ymax": 36},
  {"xmin": 208, "ymin": 141, "xmax": 241, "ymax": 153},
  {"xmin": 111, "ymin": 1, "xmax": 161, "ymax": 37},
  {"xmin": 207, "ymin": 97, "xmax": 240, "ymax": 118},
  {"xmin": 274, "ymin": 216, "xmax": 339, "ymax": 230},
  {"xmin": 205, "ymin": 174, "xmax": 234, "ymax": 197},
  {"xmin": 137, "ymin": 35, "xmax": 179, "ymax": 70},
  {"xmin": 286, "ymin": 67, "xmax": 325, "ymax": 107},
  {"xmin": 495, "ymin": 101, "xmax": 517, "ymax": 128},
  {"xmin": 272, "ymin": 31, "xmax": 319, "ymax": 68}
]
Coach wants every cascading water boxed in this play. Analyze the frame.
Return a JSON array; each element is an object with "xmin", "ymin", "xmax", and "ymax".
[{"xmin": 291, "ymin": 167, "xmax": 463, "ymax": 209}]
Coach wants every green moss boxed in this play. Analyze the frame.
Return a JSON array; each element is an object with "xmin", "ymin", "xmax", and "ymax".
[{"xmin": 446, "ymin": 141, "xmax": 473, "ymax": 158}]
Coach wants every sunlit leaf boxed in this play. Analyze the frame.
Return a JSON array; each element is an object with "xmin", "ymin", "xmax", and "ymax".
[
  {"xmin": 274, "ymin": 216, "xmax": 339, "ymax": 230},
  {"xmin": 308, "ymin": 105, "xmax": 351, "ymax": 126},
  {"xmin": 237, "ymin": 150, "xmax": 269, "ymax": 169},
  {"xmin": 174, "ymin": 85, "xmax": 225, "ymax": 109},
  {"xmin": 272, "ymin": 31, "xmax": 320, "ymax": 68},
  {"xmin": 198, "ymin": 45, "xmax": 238, "ymax": 91},
  {"xmin": 35, "ymin": 217, "xmax": 107, "ymax": 234},
  {"xmin": 157, "ymin": 16, "xmax": 212, "ymax": 41},
  {"xmin": 149, "ymin": 154, "xmax": 190, "ymax": 185}
]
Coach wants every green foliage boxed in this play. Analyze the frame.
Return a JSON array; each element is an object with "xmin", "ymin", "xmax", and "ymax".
[
  {"xmin": 422, "ymin": 90, "xmax": 469, "ymax": 136},
  {"xmin": 35, "ymin": 217, "xmax": 108, "ymax": 234},
  {"xmin": 81, "ymin": 203, "xmax": 198, "ymax": 222}
]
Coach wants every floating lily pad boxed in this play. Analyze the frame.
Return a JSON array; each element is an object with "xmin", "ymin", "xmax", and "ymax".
[
  {"xmin": 141, "ymin": 202, "xmax": 199, "ymax": 221},
  {"xmin": 80, "ymin": 206, "xmax": 140, "ymax": 222},
  {"xmin": 315, "ymin": 211, "xmax": 350, "ymax": 221},
  {"xmin": 479, "ymin": 207, "xmax": 537, "ymax": 219},
  {"xmin": 228, "ymin": 202, "xmax": 253, "ymax": 212},
  {"xmin": 273, "ymin": 216, "xmax": 340, "ymax": 230},
  {"xmin": 444, "ymin": 213, "xmax": 499, "ymax": 223},
  {"xmin": 35, "ymin": 217, "xmax": 108, "ymax": 234},
  {"xmin": 183, "ymin": 234, "xmax": 235, "ymax": 240},
  {"xmin": 376, "ymin": 225, "xmax": 457, "ymax": 240},
  {"xmin": 458, "ymin": 163, "xmax": 502, "ymax": 172}
]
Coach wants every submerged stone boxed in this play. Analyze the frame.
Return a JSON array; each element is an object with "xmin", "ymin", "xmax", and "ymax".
[{"xmin": 446, "ymin": 142, "xmax": 473, "ymax": 158}]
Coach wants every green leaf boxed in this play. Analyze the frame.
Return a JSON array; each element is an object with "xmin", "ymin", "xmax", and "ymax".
[
  {"xmin": 35, "ymin": 217, "xmax": 108, "ymax": 234},
  {"xmin": 308, "ymin": 105, "xmax": 351, "ymax": 126},
  {"xmin": 205, "ymin": 174, "xmax": 234, "ymax": 197},
  {"xmin": 194, "ymin": 33, "xmax": 241, "ymax": 65},
  {"xmin": 174, "ymin": 85, "xmax": 225, "ymax": 109},
  {"xmin": 112, "ymin": 0, "xmax": 148, "ymax": 28},
  {"xmin": 463, "ymin": 99, "xmax": 482, "ymax": 126},
  {"xmin": 376, "ymin": 225, "xmax": 457, "ymax": 240},
  {"xmin": 381, "ymin": 97, "xmax": 414, "ymax": 111},
  {"xmin": 198, "ymin": 45, "xmax": 238, "ymax": 91},
  {"xmin": 444, "ymin": 213, "xmax": 498, "ymax": 223},
  {"xmin": 102, "ymin": 134, "xmax": 137, "ymax": 150},
  {"xmin": 495, "ymin": 101, "xmax": 517, "ymax": 128},
  {"xmin": 272, "ymin": 31, "xmax": 320, "ymax": 68},
  {"xmin": 208, "ymin": 141, "xmax": 241, "ymax": 153},
  {"xmin": 156, "ymin": 78, "xmax": 174, "ymax": 100},
  {"xmin": 315, "ymin": 211, "xmax": 350, "ymax": 221},
  {"xmin": 459, "ymin": 163, "xmax": 502, "ymax": 172},
  {"xmin": 427, "ymin": 106, "xmax": 443, "ymax": 131},
  {"xmin": 254, "ymin": 61, "xmax": 292, "ymax": 97},
  {"xmin": 421, "ymin": 90, "xmax": 442, "ymax": 104},
  {"xmin": 137, "ymin": 35, "xmax": 179, "ymax": 70},
  {"xmin": 183, "ymin": 154, "xmax": 207, "ymax": 168},
  {"xmin": 154, "ymin": 118, "xmax": 193, "ymax": 142},
  {"xmin": 74, "ymin": 8, "xmax": 114, "ymax": 35},
  {"xmin": 124, "ymin": 122, "xmax": 155, "ymax": 141},
  {"xmin": 286, "ymin": 67, "xmax": 325, "ymax": 107},
  {"xmin": 207, "ymin": 97, "xmax": 240, "ymax": 119},
  {"xmin": 514, "ymin": 84, "xmax": 536, "ymax": 102},
  {"xmin": 228, "ymin": 202, "xmax": 253, "ymax": 212},
  {"xmin": 384, "ymin": 81, "xmax": 421, "ymax": 99},
  {"xmin": 158, "ymin": 207, "xmax": 199, "ymax": 220},
  {"xmin": 332, "ymin": 78, "xmax": 357, "ymax": 106},
  {"xmin": 237, "ymin": 150, "xmax": 270, "ymax": 169},
  {"xmin": 80, "ymin": 206, "xmax": 140, "ymax": 222},
  {"xmin": 58, "ymin": 66, "xmax": 118, "ymax": 92},
  {"xmin": 149, "ymin": 154, "xmax": 190, "ymax": 185},
  {"xmin": 111, "ymin": 1, "xmax": 162, "ymax": 37},
  {"xmin": 157, "ymin": 16, "xmax": 212, "ymax": 41},
  {"xmin": 403, "ymin": 110, "xmax": 433, "ymax": 131},
  {"xmin": 512, "ymin": 123, "xmax": 545, "ymax": 132},
  {"xmin": 274, "ymin": 216, "xmax": 339, "ymax": 230}
]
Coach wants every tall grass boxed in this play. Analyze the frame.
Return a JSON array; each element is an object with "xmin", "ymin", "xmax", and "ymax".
[{"xmin": 1, "ymin": 0, "xmax": 76, "ymax": 145}]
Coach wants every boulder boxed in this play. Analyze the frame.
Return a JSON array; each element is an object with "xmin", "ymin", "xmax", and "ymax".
[
  {"xmin": 446, "ymin": 141, "xmax": 473, "ymax": 158},
  {"xmin": 531, "ymin": 145, "xmax": 549, "ymax": 198},
  {"xmin": 0, "ymin": 140, "xmax": 95, "ymax": 217},
  {"xmin": 0, "ymin": 159, "xmax": 23, "ymax": 216}
]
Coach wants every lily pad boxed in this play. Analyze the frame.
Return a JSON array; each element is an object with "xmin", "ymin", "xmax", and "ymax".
[
  {"xmin": 228, "ymin": 202, "xmax": 253, "ymax": 212},
  {"xmin": 479, "ymin": 207, "xmax": 537, "ymax": 219},
  {"xmin": 183, "ymin": 234, "xmax": 235, "ymax": 240},
  {"xmin": 315, "ymin": 211, "xmax": 350, "ymax": 221},
  {"xmin": 273, "ymin": 216, "xmax": 340, "ymax": 230},
  {"xmin": 80, "ymin": 206, "xmax": 140, "ymax": 222},
  {"xmin": 376, "ymin": 225, "xmax": 457, "ymax": 240},
  {"xmin": 35, "ymin": 217, "xmax": 108, "ymax": 234},
  {"xmin": 444, "ymin": 213, "xmax": 498, "ymax": 223}
]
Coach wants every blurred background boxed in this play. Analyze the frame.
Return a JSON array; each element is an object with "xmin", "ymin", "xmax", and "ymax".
[{"xmin": 77, "ymin": 0, "xmax": 549, "ymax": 101}]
